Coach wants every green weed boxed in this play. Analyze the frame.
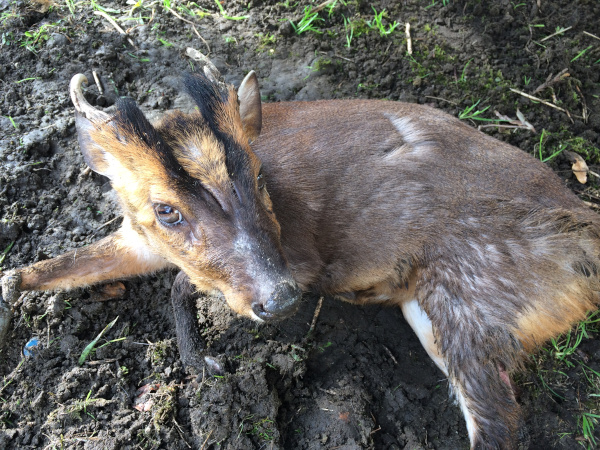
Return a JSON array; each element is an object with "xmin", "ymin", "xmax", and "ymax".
[
  {"xmin": 366, "ymin": 6, "xmax": 399, "ymax": 37},
  {"xmin": 342, "ymin": 15, "xmax": 353, "ymax": 47},
  {"xmin": 572, "ymin": 45, "xmax": 593, "ymax": 63},
  {"xmin": 290, "ymin": 6, "xmax": 323, "ymax": 34},
  {"xmin": 458, "ymin": 100, "xmax": 493, "ymax": 121},
  {"xmin": 79, "ymin": 316, "xmax": 119, "ymax": 365},
  {"xmin": 537, "ymin": 130, "xmax": 566, "ymax": 163},
  {"xmin": 214, "ymin": 0, "xmax": 248, "ymax": 20},
  {"xmin": 458, "ymin": 58, "xmax": 472, "ymax": 83},
  {"xmin": 21, "ymin": 22, "xmax": 58, "ymax": 52},
  {"xmin": 579, "ymin": 412, "xmax": 600, "ymax": 448},
  {"xmin": 0, "ymin": 241, "xmax": 14, "ymax": 266}
]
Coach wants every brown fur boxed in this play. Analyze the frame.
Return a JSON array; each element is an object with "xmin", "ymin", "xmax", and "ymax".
[{"xmin": 3, "ymin": 72, "xmax": 600, "ymax": 449}]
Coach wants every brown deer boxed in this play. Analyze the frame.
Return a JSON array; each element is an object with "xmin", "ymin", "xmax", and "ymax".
[{"xmin": 2, "ymin": 60, "xmax": 600, "ymax": 449}]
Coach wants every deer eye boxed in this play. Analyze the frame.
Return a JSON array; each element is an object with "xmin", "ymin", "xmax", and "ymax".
[
  {"xmin": 154, "ymin": 204, "xmax": 184, "ymax": 225},
  {"xmin": 257, "ymin": 171, "xmax": 266, "ymax": 191}
]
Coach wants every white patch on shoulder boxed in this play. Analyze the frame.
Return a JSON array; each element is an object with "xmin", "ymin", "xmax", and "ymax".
[
  {"xmin": 389, "ymin": 116, "xmax": 424, "ymax": 144},
  {"xmin": 400, "ymin": 298, "xmax": 448, "ymax": 375},
  {"xmin": 386, "ymin": 115, "xmax": 436, "ymax": 157}
]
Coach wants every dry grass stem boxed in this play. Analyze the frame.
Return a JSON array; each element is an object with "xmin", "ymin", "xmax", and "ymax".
[
  {"xmin": 405, "ymin": 22, "xmax": 412, "ymax": 55},
  {"xmin": 533, "ymin": 68, "xmax": 569, "ymax": 94},
  {"xmin": 165, "ymin": 7, "xmax": 211, "ymax": 54}
]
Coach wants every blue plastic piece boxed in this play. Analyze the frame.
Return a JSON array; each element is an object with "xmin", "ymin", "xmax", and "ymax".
[{"xmin": 23, "ymin": 338, "xmax": 40, "ymax": 357}]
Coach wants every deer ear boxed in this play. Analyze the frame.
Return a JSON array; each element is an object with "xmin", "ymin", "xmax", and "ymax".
[
  {"xmin": 238, "ymin": 71, "xmax": 262, "ymax": 143},
  {"xmin": 74, "ymin": 111, "xmax": 112, "ymax": 177},
  {"xmin": 71, "ymin": 74, "xmax": 116, "ymax": 178}
]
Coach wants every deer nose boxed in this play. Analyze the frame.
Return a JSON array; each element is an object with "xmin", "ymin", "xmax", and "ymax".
[{"xmin": 251, "ymin": 281, "xmax": 302, "ymax": 321}]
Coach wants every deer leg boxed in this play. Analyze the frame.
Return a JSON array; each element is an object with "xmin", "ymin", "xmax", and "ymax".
[
  {"xmin": 400, "ymin": 298, "xmax": 448, "ymax": 376},
  {"xmin": 401, "ymin": 299, "xmax": 478, "ymax": 444},
  {"xmin": 1, "ymin": 224, "xmax": 172, "ymax": 304},
  {"xmin": 170, "ymin": 271, "xmax": 224, "ymax": 375},
  {"xmin": 400, "ymin": 297, "xmax": 523, "ymax": 449}
]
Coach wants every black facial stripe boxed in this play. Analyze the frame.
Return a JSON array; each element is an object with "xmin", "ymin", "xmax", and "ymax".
[
  {"xmin": 183, "ymin": 72, "xmax": 256, "ymax": 198},
  {"xmin": 183, "ymin": 71, "xmax": 228, "ymax": 134},
  {"xmin": 114, "ymin": 97, "xmax": 184, "ymax": 179}
]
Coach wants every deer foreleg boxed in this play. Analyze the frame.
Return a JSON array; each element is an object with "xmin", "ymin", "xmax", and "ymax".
[{"xmin": 2, "ymin": 223, "xmax": 172, "ymax": 303}]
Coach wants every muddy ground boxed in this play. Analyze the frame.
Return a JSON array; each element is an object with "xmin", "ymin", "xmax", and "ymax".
[{"xmin": 1, "ymin": 0, "xmax": 600, "ymax": 448}]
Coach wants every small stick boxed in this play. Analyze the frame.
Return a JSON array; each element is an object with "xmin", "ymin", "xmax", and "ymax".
[
  {"xmin": 308, "ymin": 296, "xmax": 324, "ymax": 336},
  {"xmin": 319, "ymin": 51, "xmax": 353, "ymax": 63},
  {"xmin": 383, "ymin": 345, "xmax": 398, "ymax": 365},
  {"xmin": 94, "ymin": 10, "xmax": 126, "ymax": 34},
  {"xmin": 425, "ymin": 96, "xmax": 458, "ymax": 105},
  {"xmin": 477, "ymin": 124, "xmax": 533, "ymax": 131},
  {"xmin": 583, "ymin": 31, "xmax": 600, "ymax": 41},
  {"xmin": 509, "ymin": 88, "xmax": 574, "ymax": 123},
  {"xmin": 172, "ymin": 418, "xmax": 192, "ymax": 449},
  {"xmin": 575, "ymin": 84, "xmax": 589, "ymax": 122},
  {"xmin": 540, "ymin": 25, "xmax": 572, "ymax": 42},
  {"xmin": 92, "ymin": 71, "xmax": 103, "ymax": 95},
  {"xmin": 313, "ymin": 0, "xmax": 336, "ymax": 13},
  {"xmin": 405, "ymin": 22, "xmax": 412, "ymax": 55},
  {"xmin": 94, "ymin": 215, "xmax": 123, "ymax": 233},
  {"xmin": 532, "ymin": 68, "xmax": 569, "ymax": 94},
  {"xmin": 200, "ymin": 429, "xmax": 214, "ymax": 450},
  {"xmin": 165, "ymin": 6, "xmax": 211, "ymax": 55},
  {"xmin": 93, "ymin": 11, "xmax": 136, "ymax": 48}
]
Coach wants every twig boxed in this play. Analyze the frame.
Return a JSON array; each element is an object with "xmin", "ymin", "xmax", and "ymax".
[
  {"xmin": 425, "ymin": 96, "xmax": 458, "ymax": 105},
  {"xmin": 478, "ymin": 123, "xmax": 533, "ymax": 131},
  {"xmin": 307, "ymin": 296, "xmax": 324, "ymax": 336},
  {"xmin": 200, "ymin": 429, "xmax": 214, "ymax": 450},
  {"xmin": 509, "ymin": 88, "xmax": 574, "ymax": 123},
  {"xmin": 405, "ymin": 22, "xmax": 412, "ymax": 55},
  {"xmin": 94, "ymin": 11, "xmax": 126, "ymax": 34},
  {"xmin": 95, "ymin": 215, "xmax": 123, "ymax": 232},
  {"xmin": 540, "ymin": 25, "xmax": 572, "ymax": 42},
  {"xmin": 172, "ymin": 418, "xmax": 192, "ymax": 449},
  {"xmin": 93, "ymin": 11, "xmax": 136, "ymax": 48},
  {"xmin": 165, "ymin": 6, "xmax": 211, "ymax": 55},
  {"xmin": 383, "ymin": 345, "xmax": 398, "ymax": 365},
  {"xmin": 92, "ymin": 71, "xmax": 103, "ymax": 95},
  {"xmin": 313, "ymin": 0, "xmax": 336, "ymax": 13},
  {"xmin": 583, "ymin": 31, "xmax": 600, "ymax": 41},
  {"xmin": 575, "ymin": 84, "xmax": 589, "ymax": 122},
  {"xmin": 319, "ymin": 51, "xmax": 352, "ymax": 62},
  {"xmin": 532, "ymin": 68, "xmax": 569, "ymax": 94}
]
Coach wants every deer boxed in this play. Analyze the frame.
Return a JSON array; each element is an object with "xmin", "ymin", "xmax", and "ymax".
[{"xmin": 1, "ymin": 58, "xmax": 599, "ymax": 449}]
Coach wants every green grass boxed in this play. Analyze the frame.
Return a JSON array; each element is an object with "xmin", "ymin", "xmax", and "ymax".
[
  {"xmin": 213, "ymin": 0, "xmax": 248, "ymax": 20},
  {"xmin": 366, "ymin": 6, "xmax": 399, "ymax": 37},
  {"xmin": 79, "ymin": 316, "xmax": 119, "ymax": 365},
  {"xmin": 0, "ymin": 241, "xmax": 14, "ymax": 267},
  {"xmin": 458, "ymin": 99, "xmax": 492, "ymax": 121},
  {"xmin": 534, "ymin": 311, "xmax": 600, "ymax": 447},
  {"xmin": 290, "ymin": 6, "xmax": 323, "ymax": 34}
]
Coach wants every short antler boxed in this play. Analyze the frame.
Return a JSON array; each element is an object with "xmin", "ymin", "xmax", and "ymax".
[
  {"xmin": 70, "ymin": 74, "xmax": 111, "ymax": 123},
  {"xmin": 185, "ymin": 48, "xmax": 229, "ymax": 93}
]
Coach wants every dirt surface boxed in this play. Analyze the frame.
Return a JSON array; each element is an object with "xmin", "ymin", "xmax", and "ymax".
[{"xmin": 1, "ymin": 0, "xmax": 600, "ymax": 448}]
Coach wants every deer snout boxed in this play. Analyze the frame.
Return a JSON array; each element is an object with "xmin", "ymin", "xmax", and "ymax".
[{"xmin": 251, "ymin": 281, "xmax": 302, "ymax": 321}]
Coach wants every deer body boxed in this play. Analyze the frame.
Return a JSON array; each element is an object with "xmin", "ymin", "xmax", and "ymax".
[{"xmin": 2, "ymin": 70, "xmax": 599, "ymax": 449}]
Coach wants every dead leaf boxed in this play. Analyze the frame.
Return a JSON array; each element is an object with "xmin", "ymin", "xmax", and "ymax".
[
  {"xmin": 564, "ymin": 151, "xmax": 588, "ymax": 184},
  {"xmin": 133, "ymin": 383, "xmax": 160, "ymax": 412}
]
